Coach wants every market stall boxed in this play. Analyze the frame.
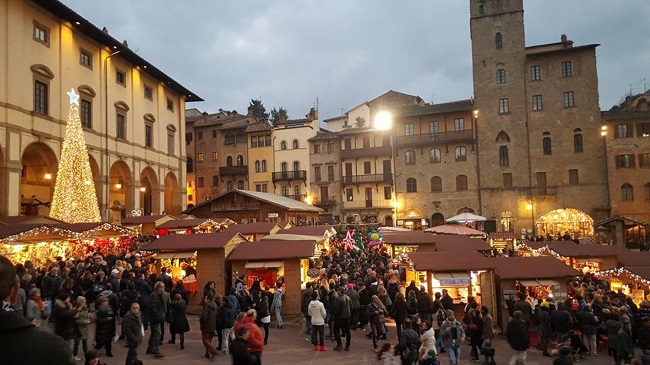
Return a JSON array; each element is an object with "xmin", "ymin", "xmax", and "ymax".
[
  {"xmin": 156, "ymin": 218, "xmax": 235, "ymax": 235},
  {"xmin": 143, "ymin": 230, "xmax": 248, "ymax": 304},
  {"xmin": 488, "ymin": 231, "xmax": 518, "ymax": 251},
  {"xmin": 120, "ymin": 214, "xmax": 177, "ymax": 235},
  {"xmin": 382, "ymin": 231, "xmax": 437, "ymax": 258},
  {"xmin": 593, "ymin": 266, "xmax": 650, "ymax": 305},
  {"xmin": 223, "ymin": 222, "xmax": 283, "ymax": 241},
  {"xmin": 228, "ymin": 239, "xmax": 320, "ymax": 315},
  {"xmin": 409, "ymin": 250, "xmax": 497, "ymax": 319},
  {"xmin": 490, "ymin": 256, "xmax": 580, "ymax": 332}
]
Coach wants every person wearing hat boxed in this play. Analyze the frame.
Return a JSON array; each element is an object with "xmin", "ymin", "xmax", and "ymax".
[
  {"xmin": 537, "ymin": 301, "xmax": 552, "ymax": 357},
  {"xmin": 440, "ymin": 309, "xmax": 466, "ymax": 365}
]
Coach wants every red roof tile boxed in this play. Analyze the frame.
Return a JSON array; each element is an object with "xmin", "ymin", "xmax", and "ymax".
[
  {"xmin": 229, "ymin": 240, "xmax": 316, "ymax": 260},
  {"xmin": 144, "ymin": 231, "xmax": 245, "ymax": 251},
  {"xmin": 491, "ymin": 256, "xmax": 580, "ymax": 279}
]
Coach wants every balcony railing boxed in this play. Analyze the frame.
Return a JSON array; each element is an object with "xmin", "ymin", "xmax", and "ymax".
[
  {"xmin": 313, "ymin": 197, "xmax": 337, "ymax": 206},
  {"xmin": 272, "ymin": 170, "xmax": 307, "ymax": 182},
  {"xmin": 396, "ymin": 130, "xmax": 474, "ymax": 147},
  {"xmin": 341, "ymin": 173, "xmax": 393, "ymax": 186},
  {"xmin": 285, "ymin": 194, "xmax": 307, "ymax": 202},
  {"xmin": 340, "ymin": 145, "xmax": 392, "ymax": 159},
  {"xmin": 219, "ymin": 165, "xmax": 248, "ymax": 176},
  {"xmin": 212, "ymin": 203, "xmax": 260, "ymax": 211},
  {"xmin": 343, "ymin": 199, "xmax": 394, "ymax": 209}
]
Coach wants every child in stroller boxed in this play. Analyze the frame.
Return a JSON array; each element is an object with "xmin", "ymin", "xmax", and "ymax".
[
  {"xmin": 562, "ymin": 330, "xmax": 589, "ymax": 362},
  {"xmin": 480, "ymin": 340, "xmax": 496, "ymax": 365}
]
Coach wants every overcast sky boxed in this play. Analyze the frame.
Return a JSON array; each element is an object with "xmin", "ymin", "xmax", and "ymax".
[{"xmin": 62, "ymin": 0, "xmax": 649, "ymax": 121}]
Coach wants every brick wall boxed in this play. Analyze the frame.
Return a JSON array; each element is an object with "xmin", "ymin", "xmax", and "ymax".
[{"xmin": 195, "ymin": 249, "xmax": 226, "ymax": 305}]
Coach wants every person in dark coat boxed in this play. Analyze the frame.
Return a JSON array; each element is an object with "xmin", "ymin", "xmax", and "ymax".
[
  {"xmin": 94, "ymin": 296, "xmax": 115, "ymax": 357},
  {"xmin": 146, "ymin": 281, "xmax": 166, "ymax": 357},
  {"xmin": 170, "ymin": 280, "xmax": 189, "ymax": 304},
  {"xmin": 156, "ymin": 268, "xmax": 173, "ymax": 293},
  {"xmin": 617, "ymin": 321, "xmax": 635, "ymax": 365},
  {"xmin": 506, "ymin": 311, "xmax": 530, "ymax": 365},
  {"xmin": 168, "ymin": 293, "xmax": 190, "ymax": 349},
  {"xmin": 122, "ymin": 301, "xmax": 144, "ymax": 365},
  {"xmin": 53, "ymin": 292, "xmax": 79, "ymax": 345},
  {"xmin": 221, "ymin": 296, "xmax": 237, "ymax": 356},
  {"xmin": 200, "ymin": 294, "xmax": 218, "ymax": 359},
  {"xmin": 391, "ymin": 292, "xmax": 408, "ymax": 338},
  {"xmin": 466, "ymin": 302, "xmax": 484, "ymax": 361},
  {"xmin": 575, "ymin": 305, "xmax": 598, "ymax": 356},
  {"xmin": 0, "ymin": 255, "xmax": 73, "ymax": 365},
  {"xmin": 550, "ymin": 301, "xmax": 573, "ymax": 342},
  {"xmin": 230, "ymin": 326, "xmax": 256, "ymax": 365},
  {"xmin": 537, "ymin": 301, "xmax": 552, "ymax": 357}
]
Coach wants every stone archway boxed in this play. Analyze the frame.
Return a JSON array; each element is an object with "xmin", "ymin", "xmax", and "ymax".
[
  {"xmin": 140, "ymin": 167, "xmax": 159, "ymax": 216},
  {"xmin": 88, "ymin": 154, "xmax": 102, "ymax": 211},
  {"xmin": 164, "ymin": 171, "xmax": 181, "ymax": 215},
  {"xmin": 20, "ymin": 142, "xmax": 58, "ymax": 216},
  {"xmin": 431, "ymin": 212, "xmax": 445, "ymax": 227},
  {"xmin": 384, "ymin": 216, "xmax": 394, "ymax": 227},
  {"xmin": 109, "ymin": 161, "xmax": 133, "ymax": 220},
  {"xmin": 536, "ymin": 208, "xmax": 594, "ymax": 239}
]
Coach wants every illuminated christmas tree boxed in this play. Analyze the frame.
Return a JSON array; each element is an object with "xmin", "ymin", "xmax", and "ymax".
[{"xmin": 49, "ymin": 88, "xmax": 101, "ymax": 223}]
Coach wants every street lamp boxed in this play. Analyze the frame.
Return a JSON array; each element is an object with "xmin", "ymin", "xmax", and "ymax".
[
  {"xmin": 526, "ymin": 201, "xmax": 535, "ymax": 239},
  {"xmin": 304, "ymin": 194, "xmax": 313, "ymax": 205},
  {"xmin": 393, "ymin": 200, "xmax": 400, "ymax": 227},
  {"xmin": 374, "ymin": 111, "xmax": 393, "ymax": 130}
]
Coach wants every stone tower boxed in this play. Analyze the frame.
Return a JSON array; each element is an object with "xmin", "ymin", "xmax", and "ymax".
[{"xmin": 470, "ymin": 0, "xmax": 608, "ymax": 237}]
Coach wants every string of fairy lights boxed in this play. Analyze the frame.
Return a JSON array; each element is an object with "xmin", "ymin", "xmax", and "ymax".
[
  {"xmin": 594, "ymin": 267, "xmax": 650, "ymax": 286},
  {"xmin": 1, "ymin": 223, "xmax": 131, "ymax": 244},
  {"xmin": 49, "ymin": 89, "xmax": 102, "ymax": 224}
]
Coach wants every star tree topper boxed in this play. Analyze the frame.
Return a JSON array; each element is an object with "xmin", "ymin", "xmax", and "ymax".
[{"xmin": 67, "ymin": 88, "xmax": 80, "ymax": 105}]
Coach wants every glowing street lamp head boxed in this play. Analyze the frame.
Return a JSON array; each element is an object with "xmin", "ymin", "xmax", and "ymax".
[
  {"xmin": 304, "ymin": 195, "xmax": 313, "ymax": 205},
  {"xmin": 526, "ymin": 203, "xmax": 533, "ymax": 211},
  {"xmin": 600, "ymin": 125, "xmax": 607, "ymax": 137},
  {"xmin": 44, "ymin": 173, "xmax": 52, "ymax": 180},
  {"xmin": 374, "ymin": 111, "xmax": 393, "ymax": 130}
]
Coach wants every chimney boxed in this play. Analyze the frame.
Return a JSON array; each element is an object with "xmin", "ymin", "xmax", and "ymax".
[
  {"xmin": 560, "ymin": 34, "xmax": 573, "ymax": 48},
  {"xmin": 279, "ymin": 109, "xmax": 288, "ymax": 124},
  {"xmin": 306, "ymin": 107, "xmax": 318, "ymax": 121},
  {"xmin": 247, "ymin": 106, "xmax": 254, "ymax": 117}
]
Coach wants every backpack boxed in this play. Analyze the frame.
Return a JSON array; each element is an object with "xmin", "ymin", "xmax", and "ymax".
[
  {"xmin": 437, "ymin": 308, "xmax": 446, "ymax": 327},
  {"xmin": 400, "ymin": 330, "xmax": 421, "ymax": 362}
]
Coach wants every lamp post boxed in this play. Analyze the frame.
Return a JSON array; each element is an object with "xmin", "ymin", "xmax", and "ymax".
[
  {"xmin": 526, "ymin": 201, "xmax": 535, "ymax": 239},
  {"xmin": 601, "ymin": 125, "xmax": 611, "ymax": 211}
]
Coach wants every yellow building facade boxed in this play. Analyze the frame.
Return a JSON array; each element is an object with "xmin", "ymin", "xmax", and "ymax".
[{"xmin": 0, "ymin": 0, "xmax": 200, "ymax": 219}]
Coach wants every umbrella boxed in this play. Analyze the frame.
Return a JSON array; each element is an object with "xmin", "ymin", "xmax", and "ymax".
[
  {"xmin": 423, "ymin": 224, "xmax": 486, "ymax": 236},
  {"xmin": 445, "ymin": 212, "xmax": 487, "ymax": 223}
]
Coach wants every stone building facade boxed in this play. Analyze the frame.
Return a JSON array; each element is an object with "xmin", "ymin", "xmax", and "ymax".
[
  {"xmin": 470, "ymin": 0, "xmax": 608, "ymax": 238},
  {"xmin": 0, "ymin": 0, "xmax": 199, "ymax": 220},
  {"xmin": 308, "ymin": 131, "xmax": 341, "ymax": 223}
]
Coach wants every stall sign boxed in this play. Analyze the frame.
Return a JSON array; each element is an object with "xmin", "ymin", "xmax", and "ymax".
[
  {"xmin": 503, "ymin": 289, "xmax": 516, "ymax": 300},
  {"xmin": 268, "ymin": 213, "xmax": 279, "ymax": 218},
  {"xmin": 439, "ymin": 277, "xmax": 471, "ymax": 287}
]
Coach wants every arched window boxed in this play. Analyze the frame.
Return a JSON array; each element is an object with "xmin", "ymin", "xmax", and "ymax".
[
  {"xmin": 280, "ymin": 140, "xmax": 287, "ymax": 150},
  {"xmin": 455, "ymin": 146, "xmax": 466, "ymax": 161},
  {"xmin": 405, "ymin": 150, "xmax": 416, "ymax": 165},
  {"xmin": 224, "ymin": 132, "xmax": 235, "ymax": 145},
  {"xmin": 543, "ymin": 132, "xmax": 552, "ymax": 155},
  {"xmin": 281, "ymin": 162, "xmax": 288, "ymax": 172},
  {"xmin": 429, "ymin": 148, "xmax": 441, "ymax": 163},
  {"xmin": 645, "ymin": 183, "xmax": 650, "ymax": 200},
  {"xmin": 499, "ymin": 146, "xmax": 509, "ymax": 167},
  {"xmin": 573, "ymin": 128, "xmax": 583, "ymax": 153},
  {"xmin": 495, "ymin": 32, "xmax": 503, "ymax": 49},
  {"xmin": 456, "ymin": 175, "xmax": 468, "ymax": 191},
  {"xmin": 226, "ymin": 156, "xmax": 233, "ymax": 166},
  {"xmin": 292, "ymin": 139, "xmax": 299, "ymax": 149},
  {"xmin": 186, "ymin": 157, "xmax": 194, "ymax": 173},
  {"xmin": 226, "ymin": 181, "xmax": 234, "ymax": 191},
  {"xmin": 406, "ymin": 178, "xmax": 417, "ymax": 193},
  {"xmin": 254, "ymin": 160, "xmax": 260, "ymax": 172},
  {"xmin": 235, "ymin": 132, "xmax": 246, "ymax": 144},
  {"xmin": 261, "ymin": 160, "xmax": 267, "ymax": 172},
  {"xmin": 479, "ymin": 4, "xmax": 484, "ymax": 15},
  {"xmin": 496, "ymin": 131, "xmax": 510, "ymax": 143},
  {"xmin": 431, "ymin": 176, "xmax": 442, "ymax": 192},
  {"xmin": 293, "ymin": 161, "xmax": 300, "ymax": 171},
  {"xmin": 621, "ymin": 183, "xmax": 634, "ymax": 201},
  {"xmin": 236, "ymin": 155, "xmax": 244, "ymax": 166},
  {"xmin": 237, "ymin": 180, "xmax": 245, "ymax": 189}
]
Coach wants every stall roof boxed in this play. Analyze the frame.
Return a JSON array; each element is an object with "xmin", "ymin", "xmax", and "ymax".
[
  {"xmin": 229, "ymin": 240, "xmax": 316, "ymax": 261},
  {"xmin": 144, "ymin": 231, "xmax": 246, "ymax": 250},
  {"xmin": 224, "ymin": 222, "xmax": 283, "ymax": 236},
  {"xmin": 157, "ymin": 218, "xmax": 233, "ymax": 230},
  {"xmin": 60, "ymin": 222, "xmax": 132, "ymax": 238},
  {"xmin": 156, "ymin": 252, "xmax": 196, "ymax": 260},
  {"xmin": 0, "ymin": 216, "xmax": 64, "ymax": 225},
  {"xmin": 383, "ymin": 231, "xmax": 438, "ymax": 245},
  {"xmin": 627, "ymin": 266, "xmax": 650, "ymax": 281},
  {"xmin": 490, "ymin": 232, "xmax": 518, "ymax": 240},
  {"xmin": 594, "ymin": 215, "xmax": 649, "ymax": 228},
  {"xmin": 617, "ymin": 250, "xmax": 650, "ymax": 267},
  {"xmin": 121, "ymin": 215, "xmax": 174, "ymax": 225},
  {"xmin": 409, "ymin": 251, "xmax": 495, "ymax": 271},
  {"xmin": 277, "ymin": 225, "xmax": 335, "ymax": 237},
  {"xmin": 433, "ymin": 235, "xmax": 491, "ymax": 252},
  {"xmin": 260, "ymin": 234, "xmax": 326, "ymax": 242},
  {"xmin": 0, "ymin": 224, "xmax": 76, "ymax": 243},
  {"xmin": 491, "ymin": 256, "xmax": 580, "ymax": 279},
  {"xmin": 533, "ymin": 242, "xmax": 625, "ymax": 257}
]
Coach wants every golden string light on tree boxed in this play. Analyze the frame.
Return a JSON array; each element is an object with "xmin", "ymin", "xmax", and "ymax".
[{"xmin": 49, "ymin": 88, "xmax": 101, "ymax": 223}]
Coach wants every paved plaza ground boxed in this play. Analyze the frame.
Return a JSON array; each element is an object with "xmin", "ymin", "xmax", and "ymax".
[{"xmin": 43, "ymin": 314, "xmax": 638, "ymax": 365}]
